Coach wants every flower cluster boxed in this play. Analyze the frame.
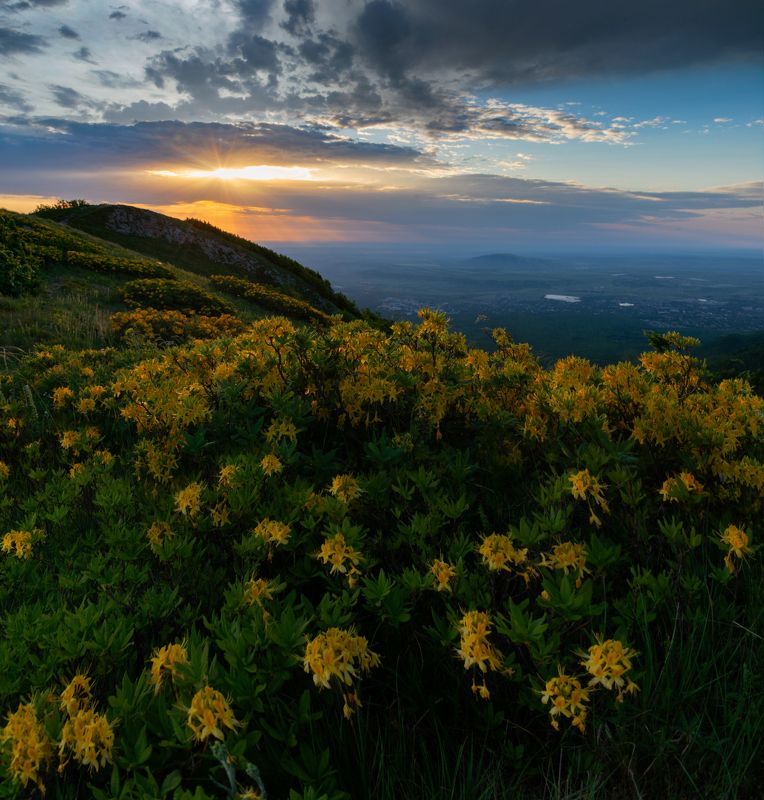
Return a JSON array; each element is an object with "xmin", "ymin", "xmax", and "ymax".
[
  {"xmin": 540, "ymin": 671, "xmax": 590, "ymax": 732},
  {"xmin": 186, "ymin": 687, "xmax": 238, "ymax": 743},
  {"xmin": 430, "ymin": 559, "xmax": 456, "ymax": 592},
  {"xmin": 175, "ymin": 482, "xmax": 203, "ymax": 518},
  {"xmin": 0, "ymin": 703, "xmax": 52, "ymax": 791},
  {"xmin": 580, "ymin": 637, "xmax": 639, "ymax": 700},
  {"xmin": 252, "ymin": 518, "xmax": 291, "ymax": 547},
  {"xmin": 659, "ymin": 471, "xmax": 705, "ymax": 502},
  {"xmin": 317, "ymin": 532, "xmax": 362, "ymax": 585},
  {"xmin": 568, "ymin": 468, "xmax": 610, "ymax": 526},
  {"xmin": 720, "ymin": 524, "xmax": 753, "ymax": 573},
  {"xmin": 2, "ymin": 528, "xmax": 43, "ymax": 559},
  {"xmin": 541, "ymin": 541, "xmax": 589, "ymax": 584},
  {"xmin": 58, "ymin": 675, "xmax": 114, "ymax": 772},
  {"xmin": 478, "ymin": 533, "xmax": 528, "ymax": 574},
  {"xmin": 328, "ymin": 474, "xmax": 362, "ymax": 504},
  {"xmin": 150, "ymin": 643, "xmax": 189, "ymax": 692},
  {"xmin": 456, "ymin": 610, "xmax": 510, "ymax": 699}
]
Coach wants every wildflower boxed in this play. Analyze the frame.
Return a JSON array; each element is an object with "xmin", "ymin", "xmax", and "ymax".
[
  {"xmin": 259, "ymin": 453, "xmax": 283, "ymax": 476},
  {"xmin": 540, "ymin": 670, "xmax": 590, "ymax": 732},
  {"xmin": 541, "ymin": 541, "xmax": 589, "ymax": 585},
  {"xmin": 1, "ymin": 529, "xmax": 42, "ymax": 559},
  {"xmin": 210, "ymin": 501, "xmax": 230, "ymax": 528},
  {"xmin": 456, "ymin": 611, "xmax": 504, "ymax": 674},
  {"xmin": 303, "ymin": 627, "xmax": 380, "ymax": 691},
  {"xmin": 265, "ymin": 418, "xmax": 297, "ymax": 443},
  {"xmin": 237, "ymin": 789, "xmax": 263, "ymax": 800},
  {"xmin": 328, "ymin": 473, "xmax": 362, "ymax": 504},
  {"xmin": 659, "ymin": 471, "xmax": 705, "ymax": 502},
  {"xmin": 478, "ymin": 534, "xmax": 528, "ymax": 573},
  {"xmin": 218, "ymin": 464, "xmax": 238, "ymax": 488},
  {"xmin": 1, "ymin": 702, "xmax": 52, "ymax": 791},
  {"xmin": 149, "ymin": 643, "xmax": 188, "ymax": 692},
  {"xmin": 0, "ymin": 461, "xmax": 9, "ymax": 480},
  {"xmin": 317, "ymin": 532, "xmax": 362, "ymax": 585},
  {"xmin": 720, "ymin": 524, "xmax": 753, "ymax": 573},
  {"xmin": 243, "ymin": 577, "xmax": 274, "ymax": 607},
  {"xmin": 430, "ymin": 559, "xmax": 456, "ymax": 592},
  {"xmin": 252, "ymin": 518, "xmax": 291, "ymax": 547},
  {"xmin": 175, "ymin": 482, "xmax": 203, "ymax": 517},
  {"xmin": 147, "ymin": 521, "xmax": 173, "ymax": 551},
  {"xmin": 186, "ymin": 686, "xmax": 238, "ymax": 742},
  {"xmin": 77, "ymin": 397, "xmax": 96, "ymax": 414},
  {"xmin": 60, "ymin": 430, "xmax": 79, "ymax": 450},
  {"xmin": 60, "ymin": 674, "xmax": 92, "ymax": 716},
  {"xmin": 580, "ymin": 637, "xmax": 639, "ymax": 699},
  {"xmin": 52, "ymin": 386, "xmax": 75, "ymax": 408},
  {"xmin": 58, "ymin": 708, "xmax": 114, "ymax": 771},
  {"xmin": 568, "ymin": 468, "xmax": 609, "ymax": 526}
]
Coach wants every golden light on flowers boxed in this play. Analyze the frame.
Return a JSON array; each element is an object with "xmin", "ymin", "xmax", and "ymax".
[
  {"xmin": 150, "ymin": 643, "xmax": 189, "ymax": 692},
  {"xmin": 720, "ymin": 524, "xmax": 752, "ymax": 573},
  {"xmin": 580, "ymin": 637, "xmax": 639, "ymax": 700},
  {"xmin": 540, "ymin": 670, "xmax": 590, "ymax": 732},
  {"xmin": 317, "ymin": 532, "xmax": 362, "ymax": 585},
  {"xmin": 430, "ymin": 558, "xmax": 456, "ymax": 592},
  {"xmin": 60, "ymin": 674, "xmax": 92, "ymax": 717},
  {"xmin": 252, "ymin": 518, "xmax": 291, "ymax": 546},
  {"xmin": 478, "ymin": 533, "xmax": 528, "ymax": 573},
  {"xmin": 303, "ymin": 628, "xmax": 380, "ymax": 716},
  {"xmin": 328, "ymin": 473, "xmax": 362, "ymax": 504},
  {"xmin": 186, "ymin": 686, "xmax": 239, "ymax": 742},
  {"xmin": 174, "ymin": 481, "xmax": 203, "ymax": 517},
  {"xmin": 58, "ymin": 708, "xmax": 115, "ymax": 771},
  {"xmin": 0, "ymin": 702, "xmax": 53, "ymax": 791}
]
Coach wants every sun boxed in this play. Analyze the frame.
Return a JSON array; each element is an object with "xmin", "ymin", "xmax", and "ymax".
[{"xmin": 148, "ymin": 165, "xmax": 316, "ymax": 181}]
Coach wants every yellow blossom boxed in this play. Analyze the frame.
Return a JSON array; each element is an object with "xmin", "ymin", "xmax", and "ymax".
[
  {"xmin": 430, "ymin": 559, "xmax": 456, "ymax": 592},
  {"xmin": 52, "ymin": 386, "xmax": 75, "ymax": 408},
  {"xmin": 77, "ymin": 397, "xmax": 96, "ymax": 414},
  {"xmin": 147, "ymin": 521, "xmax": 173, "ymax": 551},
  {"xmin": 541, "ymin": 541, "xmax": 589, "ymax": 583},
  {"xmin": 265, "ymin": 418, "xmax": 297, "ymax": 443},
  {"xmin": 243, "ymin": 577, "xmax": 274, "ymax": 607},
  {"xmin": 303, "ymin": 627, "xmax": 380, "ymax": 693},
  {"xmin": 580, "ymin": 637, "xmax": 639, "ymax": 699},
  {"xmin": 659, "ymin": 471, "xmax": 705, "ymax": 502},
  {"xmin": 317, "ymin": 532, "xmax": 362, "ymax": 585},
  {"xmin": 260, "ymin": 453, "xmax": 283, "ymax": 476},
  {"xmin": 0, "ymin": 461, "xmax": 9, "ymax": 480},
  {"xmin": 218, "ymin": 464, "xmax": 238, "ymax": 488},
  {"xmin": 252, "ymin": 518, "xmax": 291, "ymax": 546},
  {"xmin": 720, "ymin": 524, "xmax": 753, "ymax": 573},
  {"xmin": 60, "ymin": 674, "xmax": 92, "ymax": 716},
  {"xmin": 328, "ymin": 473, "xmax": 362, "ymax": 504},
  {"xmin": 186, "ymin": 686, "xmax": 238, "ymax": 742},
  {"xmin": 540, "ymin": 670, "xmax": 590, "ymax": 732},
  {"xmin": 478, "ymin": 534, "xmax": 528, "ymax": 573},
  {"xmin": 0, "ymin": 702, "xmax": 52, "ymax": 791},
  {"xmin": 58, "ymin": 708, "xmax": 114, "ymax": 771},
  {"xmin": 456, "ymin": 610, "xmax": 505, "ymax": 674},
  {"xmin": 149, "ymin": 643, "xmax": 189, "ymax": 692},
  {"xmin": 2, "ymin": 529, "xmax": 42, "ymax": 559},
  {"xmin": 175, "ymin": 482, "xmax": 203, "ymax": 517}
]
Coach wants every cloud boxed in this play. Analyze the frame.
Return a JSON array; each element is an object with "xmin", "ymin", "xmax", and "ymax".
[
  {"xmin": 0, "ymin": 82, "xmax": 32, "ymax": 112},
  {"xmin": 72, "ymin": 45, "xmax": 96, "ymax": 63},
  {"xmin": 108, "ymin": 10, "xmax": 126, "ymax": 20},
  {"xmin": 281, "ymin": 0, "xmax": 315, "ymax": 36},
  {"xmin": 132, "ymin": 30, "xmax": 162, "ymax": 43},
  {"xmin": 3, "ymin": 0, "xmax": 68, "ymax": 10},
  {"xmin": 0, "ymin": 27, "xmax": 47, "ymax": 55},
  {"xmin": 49, "ymin": 84, "xmax": 93, "ymax": 109},
  {"xmin": 58, "ymin": 24, "xmax": 78, "ymax": 39}
]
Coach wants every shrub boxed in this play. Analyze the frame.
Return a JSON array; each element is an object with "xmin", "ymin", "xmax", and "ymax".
[
  {"xmin": 66, "ymin": 251, "xmax": 173, "ymax": 279},
  {"xmin": 120, "ymin": 278, "xmax": 234, "ymax": 315},
  {"xmin": 111, "ymin": 308, "xmax": 245, "ymax": 344}
]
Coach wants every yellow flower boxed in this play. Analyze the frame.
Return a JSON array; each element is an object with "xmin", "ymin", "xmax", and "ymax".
[
  {"xmin": 328, "ymin": 474, "xmax": 362, "ymax": 504},
  {"xmin": 1, "ymin": 529, "xmax": 42, "ymax": 559},
  {"xmin": 659, "ymin": 471, "xmax": 705, "ymax": 502},
  {"xmin": 60, "ymin": 674, "xmax": 92, "ymax": 716},
  {"xmin": 186, "ymin": 686, "xmax": 238, "ymax": 742},
  {"xmin": 77, "ymin": 397, "xmax": 96, "ymax": 414},
  {"xmin": 175, "ymin": 482, "xmax": 203, "ymax": 517},
  {"xmin": 303, "ymin": 627, "xmax": 380, "ymax": 693},
  {"xmin": 0, "ymin": 460, "xmax": 9, "ymax": 480},
  {"xmin": 317, "ymin": 532, "xmax": 362, "ymax": 584},
  {"xmin": 265, "ymin": 418, "xmax": 297, "ymax": 443},
  {"xmin": 58, "ymin": 708, "xmax": 114, "ymax": 771},
  {"xmin": 541, "ymin": 541, "xmax": 589, "ymax": 583},
  {"xmin": 580, "ymin": 637, "xmax": 639, "ymax": 699},
  {"xmin": 568, "ymin": 469, "xmax": 609, "ymax": 526},
  {"xmin": 147, "ymin": 521, "xmax": 173, "ymax": 551},
  {"xmin": 540, "ymin": 669, "xmax": 590, "ymax": 732},
  {"xmin": 456, "ymin": 610, "xmax": 504, "ymax": 674},
  {"xmin": 218, "ymin": 464, "xmax": 238, "ymax": 488},
  {"xmin": 720, "ymin": 524, "xmax": 753, "ymax": 573},
  {"xmin": 478, "ymin": 534, "xmax": 528, "ymax": 573},
  {"xmin": 52, "ymin": 386, "xmax": 75, "ymax": 408},
  {"xmin": 60, "ymin": 430, "xmax": 79, "ymax": 450},
  {"xmin": 243, "ymin": 577, "xmax": 274, "ymax": 607},
  {"xmin": 210, "ymin": 501, "xmax": 230, "ymax": 527},
  {"xmin": 252, "ymin": 518, "xmax": 291, "ymax": 546},
  {"xmin": 430, "ymin": 559, "xmax": 456, "ymax": 592},
  {"xmin": 0, "ymin": 702, "xmax": 52, "ymax": 791},
  {"xmin": 260, "ymin": 453, "xmax": 283, "ymax": 476},
  {"xmin": 149, "ymin": 643, "xmax": 188, "ymax": 692}
]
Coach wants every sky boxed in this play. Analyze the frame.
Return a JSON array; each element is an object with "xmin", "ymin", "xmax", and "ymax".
[{"xmin": 0, "ymin": 0, "xmax": 762, "ymax": 250}]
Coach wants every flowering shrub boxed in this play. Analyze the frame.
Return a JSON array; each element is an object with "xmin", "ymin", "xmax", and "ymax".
[
  {"xmin": 120, "ymin": 277, "xmax": 235, "ymax": 315},
  {"xmin": 111, "ymin": 308, "xmax": 245, "ymax": 344},
  {"xmin": 0, "ymin": 311, "xmax": 761, "ymax": 797}
]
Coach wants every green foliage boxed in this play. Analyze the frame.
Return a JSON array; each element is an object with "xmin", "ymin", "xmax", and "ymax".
[
  {"xmin": 66, "ymin": 251, "xmax": 173, "ymax": 279},
  {"xmin": 210, "ymin": 274, "xmax": 333, "ymax": 324},
  {"xmin": 120, "ymin": 278, "xmax": 235, "ymax": 316}
]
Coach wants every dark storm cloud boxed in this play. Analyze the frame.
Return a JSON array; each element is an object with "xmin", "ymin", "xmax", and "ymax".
[
  {"xmin": 0, "ymin": 118, "xmax": 429, "ymax": 170},
  {"xmin": 234, "ymin": 0, "xmax": 276, "ymax": 26},
  {"xmin": 281, "ymin": 0, "xmax": 315, "ymax": 36},
  {"xmin": 0, "ymin": 82, "xmax": 32, "ymax": 111},
  {"xmin": 58, "ymin": 24, "xmax": 79, "ymax": 39},
  {"xmin": 349, "ymin": 0, "xmax": 763, "ymax": 86},
  {"xmin": 0, "ymin": 27, "xmax": 47, "ymax": 55}
]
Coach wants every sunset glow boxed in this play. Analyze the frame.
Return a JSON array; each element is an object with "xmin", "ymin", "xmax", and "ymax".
[{"xmin": 149, "ymin": 165, "xmax": 318, "ymax": 182}]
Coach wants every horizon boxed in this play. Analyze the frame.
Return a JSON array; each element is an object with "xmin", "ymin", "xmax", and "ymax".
[{"xmin": 1, "ymin": 0, "xmax": 762, "ymax": 251}]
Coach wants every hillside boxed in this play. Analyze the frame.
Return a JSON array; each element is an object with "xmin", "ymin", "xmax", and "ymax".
[
  {"xmin": 0, "ymin": 207, "xmax": 762, "ymax": 800},
  {"xmin": 0, "ymin": 204, "xmax": 368, "ymax": 352}
]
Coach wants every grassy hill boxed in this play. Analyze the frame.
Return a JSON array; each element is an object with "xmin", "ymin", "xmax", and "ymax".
[
  {"xmin": 0, "ymin": 204, "xmax": 369, "ymax": 353},
  {"xmin": 1, "ymin": 205, "xmax": 762, "ymax": 800}
]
